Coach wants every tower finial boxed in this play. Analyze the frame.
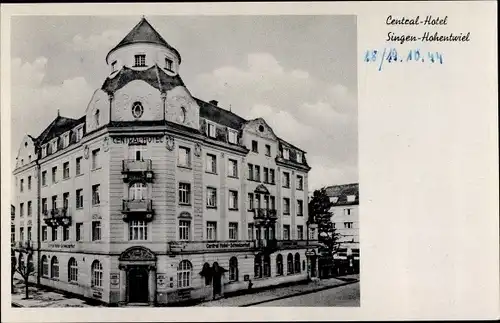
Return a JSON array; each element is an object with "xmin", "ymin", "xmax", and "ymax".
[
  {"xmin": 142, "ymin": 15, "xmax": 145, "ymax": 19},
  {"xmin": 229, "ymin": 104, "xmax": 232, "ymax": 112},
  {"xmin": 57, "ymin": 109, "xmax": 60, "ymax": 117}
]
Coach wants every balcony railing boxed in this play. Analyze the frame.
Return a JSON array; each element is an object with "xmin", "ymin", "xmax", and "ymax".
[
  {"xmin": 122, "ymin": 199, "xmax": 154, "ymax": 221},
  {"xmin": 253, "ymin": 208, "xmax": 278, "ymax": 220},
  {"xmin": 122, "ymin": 159, "xmax": 154, "ymax": 182},
  {"xmin": 44, "ymin": 208, "xmax": 72, "ymax": 227}
]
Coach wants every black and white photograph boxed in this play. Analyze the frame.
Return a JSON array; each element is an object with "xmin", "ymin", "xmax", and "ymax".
[{"xmin": 8, "ymin": 15, "xmax": 359, "ymax": 307}]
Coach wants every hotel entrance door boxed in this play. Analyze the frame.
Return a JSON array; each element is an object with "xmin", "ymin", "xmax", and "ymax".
[{"xmin": 128, "ymin": 266, "xmax": 149, "ymax": 303}]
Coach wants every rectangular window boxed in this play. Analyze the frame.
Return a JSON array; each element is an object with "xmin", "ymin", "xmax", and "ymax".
[
  {"xmin": 344, "ymin": 208, "xmax": 352, "ymax": 216},
  {"xmin": 63, "ymin": 162, "xmax": 70, "ymax": 179},
  {"xmin": 247, "ymin": 163, "xmax": 253, "ymax": 180},
  {"xmin": 269, "ymin": 169, "xmax": 275, "ymax": 184},
  {"xmin": 179, "ymin": 220, "xmax": 190, "ymax": 241},
  {"xmin": 27, "ymin": 227, "xmax": 32, "ymax": 241},
  {"xmin": 207, "ymin": 221, "xmax": 217, "ymax": 241},
  {"xmin": 270, "ymin": 196, "xmax": 276, "ymax": 210},
  {"xmin": 229, "ymin": 190, "xmax": 238, "ymax": 210},
  {"xmin": 76, "ymin": 223, "xmax": 83, "ymax": 241},
  {"xmin": 76, "ymin": 189, "xmax": 83, "ymax": 209},
  {"xmin": 178, "ymin": 146, "xmax": 191, "ymax": 167},
  {"xmin": 265, "ymin": 144, "xmax": 271, "ymax": 156},
  {"xmin": 297, "ymin": 225, "xmax": 304, "ymax": 240},
  {"xmin": 283, "ymin": 198, "xmax": 290, "ymax": 215},
  {"xmin": 42, "ymin": 198, "xmax": 48, "ymax": 214},
  {"xmin": 229, "ymin": 223, "xmax": 238, "ymax": 240},
  {"xmin": 92, "ymin": 149, "xmax": 100, "ymax": 169},
  {"xmin": 52, "ymin": 140, "xmax": 57, "ymax": 154},
  {"xmin": 52, "ymin": 227, "xmax": 58, "ymax": 241},
  {"xmin": 92, "ymin": 184, "xmax": 100, "ymax": 205},
  {"xmin": 63, "ymin": 226, "xmax": 70, "ymax": 241},
  {"xmin": 76, "ymin": 157, "xmax": 82, "ymax": 175},
  {"xmin": 283, "ymin": 148, "xmax": 289, "ymax": 160},
  {"xmin": 134, "ymin": 54, "xmax": 146, "ymax": 67},
  {"xmin": 283, "ymin": 225, "xmax": 290, "ymax": 240},
  {"xmin": 263, "ymin": 168, "xmax": 269, "ymax": 183},
  {"xmin": 27, "ymin": 201, "xmax": 32, "ymax": 216},
  {"xmin": 206, "ymin": 187, "xmax": 217, "ymax": 208},
  {"xmin": 52, "ymin": 166, "xmax": 58, "ymax": 183},
  {"xmin": 296, "ymin": 152, "xmax": 303, "ymax": 163},
  {"xmin": 92, "ymin": 221, "xmax": 101, "ymax": 241},
  {"xmin": 51, "ymin": 195, "xmax": 58, "ymax": 210},
  {"xmin": 63, "ymin": 192, "xmax": 69, "ymax": 209},
  {"xmin": 254, "ymin": 165, "xmax": 260, "ymax": 182},
  {"xmin": 251, "ymin": 140, "xmax": 258, "ymax": 153},
  {"xmin": 129, "ymin": 220, "xmax": 148, "ymax": 240},
  {"xmin": 206, "ymin": 153, "xmax": 217, "ymax": 173},
  {"xmin": 20, "ymin": 203, "xmax": 24, "ymax": 217},
  {"xmin": 20, "ymin": 227, "xmax": 24, "ymax": 241},
  {"xmin": 228, "ymin": 130, "xmax": 238, "ymax": 144},
  {"xmin": 228, "ymin": 159, "xmax": 238, "ymax": 177},
  {"xmin": 179, "ymin": 183, "xmax": 191, "ymax": 205},
  {"xmin": 255, "ymin": 194, "xmax": 261, "ymax": 209},
  {"xmin": 165, "ymin": 57, "xmax": 173, "ymax": 70},
  {"xmin": 344, "ymin": 222, "xmax": 353, "ymax": 229},
  {"xmin": 248, "ymin": 193, "xmax": 254, "ymax": 211},
  {"xmin": 11, "ymin": 226, "xmax": 15, "ymax": 243},
  {"xmin": 42, "ymin": 171, "xmax": 47, "ymax": 186},
  {"xmin": 42, "ymin": 226, "xmax": 48, "ymax": 241},
  {"xmin": 296, "ymin": 175, "xmax": 304, "ymax": 190},
  {"xmin": 248, "ymin": 223, "xmax": 254, "ymax": 240},
  {"xmin": 264, "ymin": 195, "xmax": 269, "ymax": 209},
  {"xmin": 207, "ymin": 123, "xmax": 216, "ymax": 138},
  {"xmin": 297, "ymin": 200, "xmax": 304, "ymax": 216},
  {"xmin": 282, "ymin": 172, "xmax": 290, "ymax": 188},
  {"xmin": 20, "ymin": 179, "xmax": 24, "ymax": 192},
  {"xmin": 28, "ymin": 176, "xmax": 31, "ymax": 190}
]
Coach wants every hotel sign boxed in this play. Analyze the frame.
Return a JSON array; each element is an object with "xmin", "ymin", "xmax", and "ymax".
[
  {"xmin": 206, "ymin": 242, "xmax": 252, "ymax": 250},
  {"xmin": 112, "ymin": 135, "xmax": 164, "ymax": 145},
  {"xmin": 169, "ymin": 241, "xmax": 255, "ymax": 253},
  {"xmin": 110, "ymin": 273, "xmax": 119, "ymax": 286},
  {"xmin": 48, "ymin": 243, "xmax": 75, "ymax": 249}
]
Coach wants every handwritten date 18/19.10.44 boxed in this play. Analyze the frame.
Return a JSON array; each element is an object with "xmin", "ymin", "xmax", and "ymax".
[{"xmin": 364, "ymin": 48, "xmax": 444, "ymax": 71}]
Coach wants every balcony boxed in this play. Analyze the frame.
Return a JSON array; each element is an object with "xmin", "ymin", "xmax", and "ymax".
[
  {"xmin": 253, "ymin": 208, "xmax": 278, "ymax": 225},
  {"xmin": 44, "ymin": 208, "xmax": 72, "ymax": 227},
  {"xmin": 13, "ymin": 240, "xmax": 34, "ymax": 253},
  {"xmin": 122, "ymin": 199, "xmax": 154, "ymax": 221},
  {"xmin": 122, "ymin": 159, "xmax": 154, "ymax": 183}
]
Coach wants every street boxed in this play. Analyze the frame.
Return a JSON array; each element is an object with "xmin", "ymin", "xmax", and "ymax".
[{"xmin": 254, "ymin": 282, "xmax": 360, "ymax": 307}]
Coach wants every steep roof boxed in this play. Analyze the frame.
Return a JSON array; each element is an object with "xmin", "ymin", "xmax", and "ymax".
[
  {"xmin": 101, "ymin": 65, "xmax": 185, "ymax": 94},
  {"xmin": 36, "ymin": 115, "xmax": 85, "ymax": 145},
  {"xmin": 325, "ymin": 183, "xmax": 359, "ymax": 206},
  {"xmin": 195, "ymin": 98, "xmax": 247, "ymax": 130},
  {"xmin": 106, "ymin": 17, "xmax": 181, "ymax": 63}
]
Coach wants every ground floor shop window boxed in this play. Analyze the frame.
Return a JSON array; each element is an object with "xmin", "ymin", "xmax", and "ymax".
[
  {"xmin": 177, "ymin": 260, "xmax": 192, "ymax": 288},
  {"xmin": 229, "ymin": 257, "xmax": 238, "ymax": 281},
  {"xmin": 51, "ymin": 256, "xmax": 59, "ymax": 279},
  {"xmin": 68, "ymin": 257, "xmax": 78, "ymax": 282},
  {"xmin": 41, "ymin": 255, "xmax": 49, "ymax": 277},
  {"xmin": 91, "ymin": 260, "xmax": 103, "ymax": 287},
  {"xmin": 263, "ymin": 255, "xmax": 271, "ymax": 277},
  {"xmin": 294, "ymin": 253, "xmax": 301, "ymax": 273},
  {"xmin": 276, "ymin": 254, "xmax": 284, "ymax": 276},
  {"xmin": 254, "ymin": 255, "xmax": 262, "ymax": 278}
]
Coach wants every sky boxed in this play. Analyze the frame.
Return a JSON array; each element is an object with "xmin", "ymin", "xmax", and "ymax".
[{"xmin": 10, "ymin": 15, "xmax": 358, "ymax": 191}]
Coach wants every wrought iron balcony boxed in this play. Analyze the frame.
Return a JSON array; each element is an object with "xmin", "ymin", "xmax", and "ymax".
[
  {"xmin": 122, "ymin": 159, "xmax": 154, "ymax": 182},
  {"xmin": 253, "ymin": 208, "xmax": 278, "ymax": 221},
  {"xmin": 122, "ymin": 199, "xmax": 154, "ymax": 221},
  {"xmin": 44, "ymin": 208, "xmax": 71, "ymax": 227}
]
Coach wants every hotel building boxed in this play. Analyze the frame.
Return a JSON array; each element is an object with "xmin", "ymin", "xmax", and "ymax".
[
  {"xmin": 11, "ymin": 18, "xmax": 320, "ymax": 305},
  {"xmin": 326, "ymin": 183, "xmax": 359, "ymax": 274}
]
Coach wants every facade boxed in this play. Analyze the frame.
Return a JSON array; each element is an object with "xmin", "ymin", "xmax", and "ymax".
[
  {"xmin": 12, "ymin": 18, "xmax": 320, "ymax": 306},
  {"xmin": 326, "ymin": 183, "xmax": 359, "ymax": 274}
]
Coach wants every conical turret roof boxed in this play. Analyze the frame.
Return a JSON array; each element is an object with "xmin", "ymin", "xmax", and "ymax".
[{"xmin": 106, "ymin": 17, "xmax": 181, "ymax": 63}]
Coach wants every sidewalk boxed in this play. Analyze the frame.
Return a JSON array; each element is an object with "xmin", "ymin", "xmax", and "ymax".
[
  {"xmin": 195, "ymin": 275, "xmax": 359, "ymax": 307},
  {"xmin": 11, "ymin": 277, "xmax": 104, "ymax": 308}
]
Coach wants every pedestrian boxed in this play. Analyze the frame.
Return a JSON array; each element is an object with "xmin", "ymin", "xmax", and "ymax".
[{"xmin": 248, "ymin": 279, "xmax": 253, "ymax": 290}]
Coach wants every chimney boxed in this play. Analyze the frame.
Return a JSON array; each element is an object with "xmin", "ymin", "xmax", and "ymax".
[{"xmin": 209, "ymin": 100, "xmax": 218, "ymax": 106}]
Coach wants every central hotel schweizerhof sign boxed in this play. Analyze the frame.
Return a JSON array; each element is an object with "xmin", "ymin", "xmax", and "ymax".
[{"xmin": 112, "ymin": 135, "xmax": 165, "ymax": 145}]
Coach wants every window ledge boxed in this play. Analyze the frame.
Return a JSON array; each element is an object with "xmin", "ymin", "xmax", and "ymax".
[
  {"xmin": 177, "ymin": 165, "xmax": 192, "ymax": 170},
  {"xmin": 75, "ymin": 173, "xmax": 83, "ymax": 178},
  {"xmin": 91, "ymin": 167, "xmax": 102, "ymax": 172},
  {"xmin": 228, "ymin": 175, "xmax": 239, "ymax": 179},
  {"xmin": 206, "ymin": 206, "xmax": 218, "ymax": 210},
  {"xmin": 205, "ymin": 171, "xmax": 218, "ymax": 175},
  {"xmin": 228, "ymin": 208, "xmax": 239, "ymax": 211},
  {"xmin": 179, "ymin": 203, "xmax": 192, "ymax": 207}
]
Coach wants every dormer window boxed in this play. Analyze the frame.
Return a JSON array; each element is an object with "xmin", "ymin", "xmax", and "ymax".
[
  {"xmin": 228, "ymin": 129, "xmax": 238, "ymax": 144},
  {"xmin": 207, "ymin": 122, "xmax": 216, "ymax": 138},
  {"xmin": 347, "ymin": 195, "xmax": 356, "ymax": 202},
  {"xmin": 111, "ymin": 61, "xmax": 117, "ymax": 72},
  {"xmin": 76, "ymin": 127, "xmax": 83, "ymax": 142},
  {"xmin": 63, "ymin": 133, "xmax": 70, "ymax": 148},
  {"xmin": 51, "ymin": 140, "xmax": 58, "ymax": 153},
  {"xmin": 283, "ymin": 147, "xmax": 289, "ymax": 160},
  {"xmin": 41, "ymin": 145, "xmax": 47, "ymax": 158},
  {"xmin": 94, "ymin": 109, "xmax": 100, "ymax": 127},
  {"xmin": 165, "ymin": 57, "xmax": 173, "ymax": 71},
  {"xmin": 296, "ymin": 151, "xmax": 303, "ymax": 163},
  {"xmin": 330, "ymin": 197, "xmax": 339, "ymax": 204},
  {"xmin": 134, "ymin": 54, "xmax": 146, "ymax": 67}
]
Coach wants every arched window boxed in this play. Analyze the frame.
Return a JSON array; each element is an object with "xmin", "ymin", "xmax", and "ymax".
[
  {"xmin": 129, "ymin": 182, "xmax": 147, "ymax": 200},
  {"xmin": 41, "ymin": 255, "xmax": 49, "ymax": 277},
  {"xmin": 263, "ymin": 255, "xmax": 271, "ymax": 277},
  {"xmin": 294, "ymin": 253, "xmax": 301, "ymax": 273},
  {"xmin": 94, "ymin": 109, "xmax": 100, "ymax": 127},
  {"xmin": 287, "ymin": 253, "xmax": 294, "ymax": 275},
  {"xmin": 276, "ymin": 254, "xmax": 284, "ymax": 276},
  {"xmin": 91, "ymin": 260, "xmax": 103, "ymax": 287},
  {"xmin": 51, "ymin": 256, "xmax": 59, "ymax": 279},
  {"xmin": 68, "ymin": 258, "xmax": 78, "ymax": 282},
  {"xmin": 229, "ymin": 257, "xmax": 238, "ymax": 282},
  {"xmin": 254, "ymin": 255, "xmax": 262, "ymax": 278},
  {"xmin": 177, "ymin": 260, "xmax": 192, "ymax": 288}
]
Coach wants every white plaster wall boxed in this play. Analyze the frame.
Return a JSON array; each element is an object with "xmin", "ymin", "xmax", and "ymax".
[
  {"xmin": 86, "ymin": 89, "xmax": 110, "ymax": 133},
  {"xmin": 112, "ymin": 81, "xmax": 163, "ymax": 122}
]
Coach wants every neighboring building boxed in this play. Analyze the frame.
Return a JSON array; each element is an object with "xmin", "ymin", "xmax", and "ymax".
[
  {"xmin": 325, "ymin": 183, "xmax": 359, "ymax": 274},
  {"xmin": 12, "ymin": 17, "xmax": 319, "ymax": 306}
]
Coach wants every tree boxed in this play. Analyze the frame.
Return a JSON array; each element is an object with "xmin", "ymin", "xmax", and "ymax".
[
  {"xmin": 308, "ymin": 187, "xmax": 341, "ymax": 254},
  {"xmin": 15, "ymin": 253, "xmax": 36, "ymax": 299},
  {"xmin": 11, "ymin": 249, "xmax": 16, "ymax": 294}
]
